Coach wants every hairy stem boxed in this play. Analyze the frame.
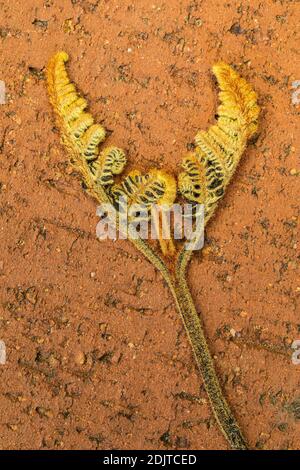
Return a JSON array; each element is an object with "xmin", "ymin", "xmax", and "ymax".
[
  {"xmin": 126, "ymin": 234, "xmax": 248, "ymax": 449},
  {"xmin": 174, "ymin": 274, "xmax": 247, "ymax": 449},
  {"xmin": 172, "ymin": 247, "xmax": 248, "ymax": 450},
  {"xmin": 129, "ymin": 239, "xmax": 248, "ymax": 449}
]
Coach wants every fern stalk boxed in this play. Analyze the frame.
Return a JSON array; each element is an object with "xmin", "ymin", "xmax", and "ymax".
[{"xmin": 174, "ymin": 253, "xmax": 247, "ymax": 449}]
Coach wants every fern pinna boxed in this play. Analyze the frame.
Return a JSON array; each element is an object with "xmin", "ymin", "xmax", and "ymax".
[{"xmin": 46, "ymin": 52, "xmax": 259, "ymax": 450}]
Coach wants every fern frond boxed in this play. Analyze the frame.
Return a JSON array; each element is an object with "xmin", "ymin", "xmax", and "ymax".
[
  {"xmin": 47, "ymin": 51, "xmax": 106, "ymax": 165},
  {"xmin": 111, "ymin": 169, "xmax": 177, "ymax": 256},
  {"xmin": 149, "ymin": 169, "xmax": 177, "ymax": 207},
  {"xmin": 195, "ymin": 62, "xmax": 259, "ymax": 173},
  {"xmin": 179, "ymin": 62, "xmax": 259, "ymax": 223},
  {"xmin": 111, "ymin": 169, "xmax": 176, "ymax": 209},
  {"xmin": 91, "ymin": 146, "xmax": 127, "ymax": 186},
  {"xmin": 178, "ymin": 150, "xmax": 225, "ymax": 223},
  {"xmin": 178, "ymin": 153, "xmax": 205, "ymax": 203}
]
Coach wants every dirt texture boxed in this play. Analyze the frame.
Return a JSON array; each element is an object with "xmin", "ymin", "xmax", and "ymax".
[{"xmin": 0, "ymin": 0, "xmax": 299, "ymax": 451}]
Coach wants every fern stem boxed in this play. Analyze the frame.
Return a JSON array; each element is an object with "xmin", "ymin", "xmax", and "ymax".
[
  {"xmin": 128, "ymin": 235, "xmax": 248, "ymax": 449},
  {"xmin": 171, "ymin": 267, "xmax": 248, "ymax": 450}
]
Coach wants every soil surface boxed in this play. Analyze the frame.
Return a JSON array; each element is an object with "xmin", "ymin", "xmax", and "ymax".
[{"xmin": 0, "ymin": 0, "xmax": 299, "ymax": 450}]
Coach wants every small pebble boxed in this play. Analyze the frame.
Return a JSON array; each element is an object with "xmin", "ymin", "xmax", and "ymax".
[
  {"xmin": 8, "ymin": 424, "xmax": 18, "ymax": 431},
  {"xmin": 74, "ymin": 351, "xmax": 86, "ymax": 365}
]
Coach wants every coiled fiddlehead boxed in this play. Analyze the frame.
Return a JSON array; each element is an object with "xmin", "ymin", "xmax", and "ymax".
[
  {"xmin": 46, "ymin": 52, "xmax": 260, "ymax": 450},
  {"xmin": 92, "ymin": 146, "xmax": 127, "ymax": 186}
]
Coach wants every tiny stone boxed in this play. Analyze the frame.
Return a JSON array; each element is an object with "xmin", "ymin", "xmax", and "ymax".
[
  {"xmin": 240, "ymin": 310, "xmax": 248, "ymax": 318},
  {"xmin": 36, "ymin": 407, "xmax": 53, "ymax": 418},
  {"xmin": 26, "ymin": 287, "xmax": 37, "ymax": 305},
  {"xmin": 49, "ymin": 355, "xmax": 59, "ymax": 367},
  {"xmin": 229, "ymin": 23, "xmax": 244, "ymax": 35},
  {"xmin": 8, "ymin": 424, "xmax": 18, "ymax": 431},
  {"xmin": 100, "ymin": 323, "xmax": 108, "ymax": 332},
  {"xmin": 74, "ymin": 351, "xmax": 86, "ymax": 365},
  {"xmin": 111, "ymin": 351, "xmax": 121, "ymax": 364}
]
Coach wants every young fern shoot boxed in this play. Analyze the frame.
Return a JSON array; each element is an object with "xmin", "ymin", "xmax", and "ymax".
[{"xmin": 46, "ymin": 52, "xmax": 259, "ymax": 450}]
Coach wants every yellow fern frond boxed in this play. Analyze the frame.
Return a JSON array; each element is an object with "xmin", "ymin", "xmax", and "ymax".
[
  {"xmin": 111, "ymin": 169, "xmax": 177, "ymax": 256},
  {"xmin": 178, "ymin": 149, "xmax": 225, "ymax": 223},
  {"xmin": 148, "ymin": 169, "xmax": 177, "ymax": 207},
  {"xmin": 92, "ymin": 146, "xmax": 127, "ymax": 186},
  {"xmin": 180, "ymin": 62, "xmax": 259, "ymax": 224},
  {"xmin": 195, "ymin": 62, "xmax": 259, "ymax": 176},
  {"xmin": 178, "ymin": 153, "xmax": 205, "ymax": 204},
  {"xmin": 47, "ymin": 51, "xmax": 106, "ymax": 165},
  {"xmin": 111, "ymin": 169, "xmax": 176, "ymax": 209}
]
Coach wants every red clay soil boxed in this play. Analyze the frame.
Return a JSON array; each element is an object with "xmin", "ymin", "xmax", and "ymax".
[{"xmin": 0, "ymin": 0, "xmax": 299, "ymax": 450}]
